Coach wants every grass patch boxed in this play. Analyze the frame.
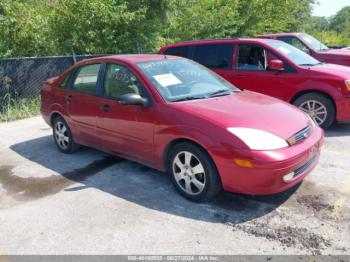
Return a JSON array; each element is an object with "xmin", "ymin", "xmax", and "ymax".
[{"xmin": 0, "ymin": 96, "xmax": 40, "ymax": 122}]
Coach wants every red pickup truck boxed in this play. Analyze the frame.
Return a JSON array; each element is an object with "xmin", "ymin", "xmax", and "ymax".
[{"xmin": 258, "ymin": 33, "xmax": 350, "ymax": 67}]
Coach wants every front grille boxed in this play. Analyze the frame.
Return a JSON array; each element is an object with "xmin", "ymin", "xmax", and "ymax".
[
  {"xmin": 287, "ymin": 125, "xmax": 312, "ymax": 146},
  {"xmin": 293, "ymin": 156, "xmax": 317, "ymax": 178}
]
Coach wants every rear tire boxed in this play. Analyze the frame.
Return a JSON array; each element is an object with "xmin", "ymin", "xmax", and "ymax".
[
  {"xmin": 293, "ymin": 93, "xmax": 335, "ymax": 129},
  {"xmin": 167, "ymin": 142, "xmax": 222, "ymax": 202},
  {"xmin": 53, "ymin": 116, "xmax": 79, "ymax": 154}
]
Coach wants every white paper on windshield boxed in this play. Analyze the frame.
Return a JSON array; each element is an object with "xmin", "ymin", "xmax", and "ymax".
[
  {"xmin": 153, "ymin": 73, "xmax": 182, "ymax": 87},
  {"xmin": 278, "ymin": 46, "xmax": 291, "ymax": 54}
]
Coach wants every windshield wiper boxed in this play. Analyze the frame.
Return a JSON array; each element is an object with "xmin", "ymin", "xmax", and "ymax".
[
  {"xmin": 299, "ymin": 62, "xmax": 324, "ymax": 67},
  {"xmin": 208, "ymin": 89, "xmax": 233, "ymax": 97},
  {"xmin": 299, "ymin": 63, "xmax": 318, "ymax": 67},
  {"xmin": 170, "ymin": 96, "xmax": 207, "ymax": 102}
]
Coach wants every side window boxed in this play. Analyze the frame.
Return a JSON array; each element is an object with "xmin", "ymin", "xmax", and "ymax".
[
  {"xmin": 103, "ymin": 64, "xmax": 143, "ymax": 99},
  {"xmin": 163, "ymin": 46, "xmax": 190, "ymax": 58},
  {"xmin": 237, "ymin": 44, "xmax": 281, "ymax": 71},
  {"xmin": 73, "ymin": 64, "xmax": 100, "ymax": 94},
  {"xmin": 193, "ymin": 44, "xmax": 233, "ymax": 69},
  {"xmin": 237, "ymin": 44, "xmax": 267, "ymax": 71},
  {"xmin": 277, "ymin": 36, "xmax": 309, "ymax": 53}
]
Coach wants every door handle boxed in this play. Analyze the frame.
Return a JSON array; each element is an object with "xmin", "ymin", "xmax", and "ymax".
[
  {"xmin": 237, "ymin": 74, "xmax": 247, "ymax": 78},
  {"xmin": 65, "ymin": 95, "xmax": 72, "ymax": 102},
  {"xmin": 100, "ymin": 104, "xmax": 111, "ymax": 112}
]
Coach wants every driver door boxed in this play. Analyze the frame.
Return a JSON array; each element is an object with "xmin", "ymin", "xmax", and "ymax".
[
  {"xmin": 224, "ymin": 43, "xmax": 294, "ymax": 100},
  {"xmin": 97, "ymin": 63, "xmax": 155, "ymax": 165}
]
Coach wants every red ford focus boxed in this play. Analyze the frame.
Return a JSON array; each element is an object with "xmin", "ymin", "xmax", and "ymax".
[{"xmin": 41, "ymin": 55, "xmax": 323, "ymax": 201}]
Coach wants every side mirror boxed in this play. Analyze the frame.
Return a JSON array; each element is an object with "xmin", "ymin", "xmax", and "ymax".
[
  {"xmin": 269, "ymin": 59, "xmax": 284, "ymax": 71},
  {"xmin": 118, "ymin": 93, "xmax": 148, "ymax": 106}
]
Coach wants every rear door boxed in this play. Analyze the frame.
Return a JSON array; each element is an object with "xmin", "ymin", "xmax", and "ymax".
[
  {"xmin": 67, "ymin": 63, "xmax": 101, "ymax": 146},
  {"xmin": 96, "ymin": 63, "xmax": 155, "ymax": 165}
]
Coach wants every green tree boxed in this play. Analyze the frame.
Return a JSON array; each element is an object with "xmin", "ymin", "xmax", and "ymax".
[
  {"xmin": 164, "ymin": 0, "xmax": 315, "ymax": 43},
  {"xmin": 0, "ymin": 0, "xmax": 168, "ymax": 57},
  {"xmin": 329, "ymin": 6, "xmax": 350, "ymax": 36},
  {"xmin": 0, "ymin": 0, "xmax": 54, "ymax": 57},
  {"xmin": 305, "ymin": 16, "xmax": 329, "ymax": 32},
  {"xmin": 0, "ymin": 0, "xmax": 326, "ymax": 58}
]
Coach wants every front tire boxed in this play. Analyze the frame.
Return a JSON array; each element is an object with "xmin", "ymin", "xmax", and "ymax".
[
  {"xmin": 293, "ymin": 93, "xmax": 335, "ymax": 129},
  {"xmin": 167, "ymin": 142, "xmax": 222, "ymax": 202},
  {"xmin": 53, "ymin": 116, "xmax": 79, "ymax": 154}
]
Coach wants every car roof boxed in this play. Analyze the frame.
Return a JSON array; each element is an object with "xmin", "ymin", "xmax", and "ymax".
[
  {"xmin": 161, "ymin": 38, "xmax": 279, "ymax": 49},
  {"xmin": 76, "ymin": 54, "xmax": 178, "ymax": 66},
  {"xmin": 257, "ymin": 32, "xmax": 303, "ymax": 38}
]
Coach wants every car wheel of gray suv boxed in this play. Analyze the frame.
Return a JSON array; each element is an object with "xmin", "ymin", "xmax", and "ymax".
[
  {"xmin": 294, "ymin": 93, "xmax": 335, "ymax": 129},
  {"xmin": 168, "ymin": 142, "xmax": 222, "ymax": 202},
  {"xmin": 53, "ymin": 116, "xmax": 80, "ymax": 154}
]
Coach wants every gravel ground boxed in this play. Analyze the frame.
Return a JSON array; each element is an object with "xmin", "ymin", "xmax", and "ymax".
[{"xmin": 0, "ymin": 116, "xmax": 349, "ymax": 255}]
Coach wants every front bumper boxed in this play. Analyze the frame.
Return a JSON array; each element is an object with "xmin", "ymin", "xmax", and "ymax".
[{"xmin": 209, "ymin": 126, "xmax": 324, "ymax": 195}]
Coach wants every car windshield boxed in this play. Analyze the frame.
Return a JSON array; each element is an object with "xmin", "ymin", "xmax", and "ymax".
[
  {"xmin": 267, "ymin": 41, "xmax": 321, "ymax": 67},
  {"xmin": 300, "ymin": 33, "xmax": 329, "ymax": 51},
  {"xmin": 137, "ymin": 58, "xmax": 240, "ymax": 102}
]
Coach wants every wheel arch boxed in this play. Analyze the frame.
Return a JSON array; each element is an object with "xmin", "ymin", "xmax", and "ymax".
[
  {"xmin": 290, "ymin": 90, "xmax": 336, "ymax": 114},
  {"xmin": 163, "ymin": 138, "xmax": 222, "ymax": 183},
  {"xmin": 50, "ymin": 112, "xmax": 64, "ymax": 126}
]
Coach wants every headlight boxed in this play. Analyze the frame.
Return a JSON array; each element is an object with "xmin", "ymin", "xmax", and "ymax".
[
  {"xmin": 227, "ymin": 127, "xmax": 289, "ymax": 150},
  {"xmin": 345, "ymin": 80, "xmax": 350, "ymax": 91}
]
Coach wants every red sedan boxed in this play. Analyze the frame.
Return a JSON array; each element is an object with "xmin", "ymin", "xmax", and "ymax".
[
  {"xmin": 159, "ymin": 38, "xmax": 350, "ymax": 129},
  {"xmin": 41, "ymin": 55, "xmax": 323, "ymax": 201}
]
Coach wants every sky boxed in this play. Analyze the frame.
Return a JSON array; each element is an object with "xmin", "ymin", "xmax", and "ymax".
[{"xmin": 312, "ymin": 0, "xmax": 350, "ymax": 17}]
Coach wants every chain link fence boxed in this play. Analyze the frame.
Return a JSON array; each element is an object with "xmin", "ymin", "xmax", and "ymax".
[{"xmin": 0, "ymin": 55, "xmax": 101, "ymax": 101}]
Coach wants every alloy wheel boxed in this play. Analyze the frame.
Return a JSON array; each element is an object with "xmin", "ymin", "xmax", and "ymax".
[
  {"xmin": 299, "ymin": 100, "xmax": 327, "ymax": 126},
  {"xmin": 172, "ymin": 151, "xmax": 206, "ymax": 195},
  {"xmin": 54, "ymin": 121, "xmax": 69, "ymax": 150}
]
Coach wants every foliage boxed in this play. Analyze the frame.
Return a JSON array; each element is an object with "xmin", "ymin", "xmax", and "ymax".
[
  {"xmin": 0, "ymin": 0, "xmax": 318, "ymax": 58},
  {"xmin": 0, "ymin": 0, "xmax": 349, "ymax": 57},
  {"xmin": 305, "ymin": 6, "xmax": 350, "ymax": 47},
  {"xmin": 0, "ymin": 0, "xmax": 167, "ymax": 57},
  {"xmin": 329, "ymin": 6, "xmax": 350, "ymax": 37},
  {"xmin": 163, "ymin": 0, "xmax": 314, "ymax": 42},
  {"xmin": 0, "ymin": 96, "xmax": 40, "ymax": 122}
]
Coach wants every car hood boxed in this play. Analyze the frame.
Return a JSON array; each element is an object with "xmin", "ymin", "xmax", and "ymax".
[
  {"xmin": 308, "ymin": 63, "xmax": 350, "ymax": 79},
  {"xmin": 323, "ymin": 49, "xmax": 350, "ymax": 57},
  {"xmin": 171, "ymin": 91, "xmax": 310, "ymax": 139}
]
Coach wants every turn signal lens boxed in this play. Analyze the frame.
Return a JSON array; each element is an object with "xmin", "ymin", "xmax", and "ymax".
[
  {"xmin": 234, "ymin": 159, "xmax": 253, "ymax": 168},
  {"xmin": 346, "ymin": 80, "xmax": 350, "ymax": 91}
]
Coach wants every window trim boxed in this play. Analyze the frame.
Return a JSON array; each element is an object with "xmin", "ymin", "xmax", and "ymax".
[{"xmin": 234, "ymin": 43, "xmax": 297, "ymax": 74}]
